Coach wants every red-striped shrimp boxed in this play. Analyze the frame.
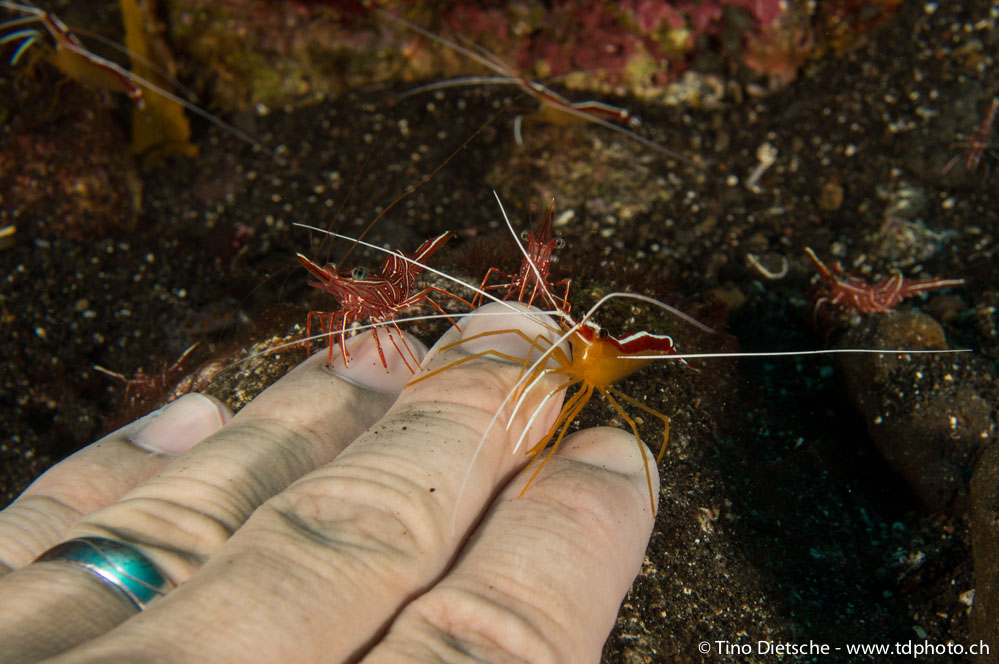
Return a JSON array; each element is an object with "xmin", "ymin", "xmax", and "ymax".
[
  {"xmin": 942, "ymin": 95, "xmax": 998, "ymax": 175},
  {"xmin": 804, "ymin": 247, "xmax": 965, "ymax": 326},
  {"xmin": 472, "ymin": 199, "xmax": 571, "ymax": 312},
  {"xmin": 297, "ymin": 231, "xmax": 472, "ymax": 373}
]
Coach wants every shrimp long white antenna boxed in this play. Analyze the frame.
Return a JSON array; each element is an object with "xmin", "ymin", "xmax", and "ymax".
[
  {"xmin": 510, "ymin": 373, "xmax": 571, "ymax": 452},
  {"xmin": 395, "ymin": 75, "xmax": 523, "ymax": 101},
  {"xmin": 445, "ymin": 319, "xmax": 567, "ymax": 536},
  {"xmin": 507, "ymin": 363, "xmax": 562, "ymax": 429},
  {"xmin": 521, "ymin": 92, "xmax": 698, "ymax": 164},
  {"xmin": 582, "ymin": 290, "xmax": 718, "ymax": 336},
  {"xmin": 498, "ymin": 288, "xmax": 973, "ymax": 443},
  {"xmin": 630, "ymin": 347, "xmax": 973, "ymax": 361}
]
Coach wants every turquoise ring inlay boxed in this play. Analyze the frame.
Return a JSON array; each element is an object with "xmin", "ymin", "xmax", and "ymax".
[{"xmin": 36, "ymin": 537, "xmax": 172, "ymax": 610}]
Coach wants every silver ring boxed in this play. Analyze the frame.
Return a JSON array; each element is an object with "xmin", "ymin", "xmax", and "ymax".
[{"xmin": 35, "ymin": 537, "xmax": 173, "ymax": 610}]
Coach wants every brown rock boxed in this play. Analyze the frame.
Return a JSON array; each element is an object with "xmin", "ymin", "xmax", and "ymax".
[{"xmin": 836, "ymin": 311, "xmax": 993, "ymax": 514}]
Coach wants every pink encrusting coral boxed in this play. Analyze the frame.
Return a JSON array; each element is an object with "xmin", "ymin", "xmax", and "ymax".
[
  {"xmin": 161, "ymin": 0, "xmax": 886, "ymax": 111},
  {"xmin": 435, "ymin": 0, "xmax": 795, "ymax": 90}
]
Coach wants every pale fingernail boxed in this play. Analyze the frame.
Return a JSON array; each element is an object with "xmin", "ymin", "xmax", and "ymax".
[
  {"xmin": 453, "ymin": 302, "xmax": 568, "ymax": 363},
  {"xmin": 130, "ymin": 393, "xmax": 232, "ymax": 456},
  {"xmin": 560, "ymin": 427, "xmax": 659, "ymax": 483},
  {"xmin": 328, "ymin": 330, "xmax": 428, "ymax": 392}
]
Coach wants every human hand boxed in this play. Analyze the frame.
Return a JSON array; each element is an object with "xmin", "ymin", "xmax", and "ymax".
[{"xmin": 0, "ymin": 305, "xmax": 657, "ymax": 663}]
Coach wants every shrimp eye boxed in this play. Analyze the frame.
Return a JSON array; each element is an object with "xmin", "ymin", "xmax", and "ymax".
[
  {"xmin": 554, "ymin": 237, "xmax": 565, "ymax": 249},
  {"xmin": 597, "ymin": 327, "xmax": 609, "ymax": 339},
  {"xmin": 520, "ymin": 230, "xmax": 530, "ymax": 241},
  {"xmin": 351, "ymin": 266, "xmax": 367, "ymax": 280}
]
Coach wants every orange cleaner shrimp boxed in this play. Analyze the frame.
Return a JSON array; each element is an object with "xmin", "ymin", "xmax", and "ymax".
[{"xmin": 408, "ymin": 217, "xmax": 709, "ymax": 517}]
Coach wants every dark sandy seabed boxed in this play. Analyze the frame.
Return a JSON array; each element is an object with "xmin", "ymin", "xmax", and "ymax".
[{"xmin": 1, "ymin": 2, "xmax": 998, "ymax": 662}]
